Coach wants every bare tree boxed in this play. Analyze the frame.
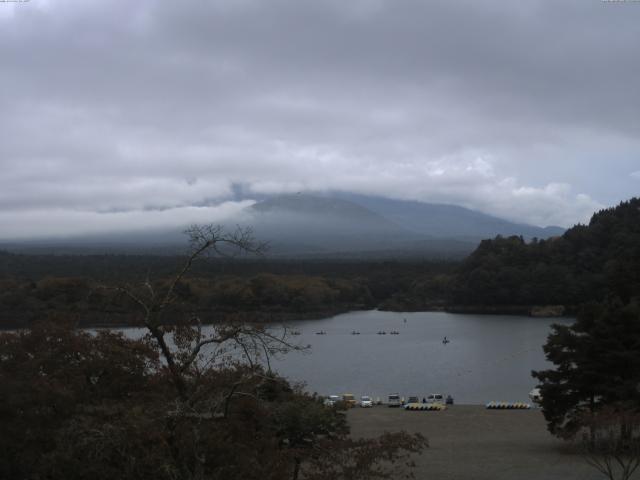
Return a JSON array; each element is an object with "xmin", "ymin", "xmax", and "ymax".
[
  {"xmin": 579, "ymin": 407, "xmax": 640, "ymax": 480},
  {"xmin": 92, "ymin": 225, "xmax": 428, "ymax": 480},
  {"xmin": 105, "ymin": 224, "xmax": 300, "ymax": 402},
  {"xmin": 97, "ymin": 224, "xmax": 314, "ymax": 479}
]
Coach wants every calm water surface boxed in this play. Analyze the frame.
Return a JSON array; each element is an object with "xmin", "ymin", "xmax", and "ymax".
[
  {"xmin": 116, "ymin": 310, "xmax": 572, "ymax": 405},
  {"xmin": 270, "ymin": 310, "xmax": 572, "ymax": 404}
]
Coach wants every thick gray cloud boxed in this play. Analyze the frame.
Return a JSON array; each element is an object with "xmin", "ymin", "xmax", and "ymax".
[{"xmin": 1, "ymin": 0, "xmax": 639, "ymax": 239}]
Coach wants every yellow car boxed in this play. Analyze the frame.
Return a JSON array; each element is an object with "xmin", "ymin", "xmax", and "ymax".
[{"xmin": 342, "ymin": 393, "xmax": 357, "ymax": 407}]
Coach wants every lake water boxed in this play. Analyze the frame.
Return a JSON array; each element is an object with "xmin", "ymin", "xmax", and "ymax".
[
  {"xmin": 270, "ymin": 310, "xmax": 572, "ymax": 405},
  {"xmin": 114, "ymin": 310, "xmax": 572, "ymax": 405}
]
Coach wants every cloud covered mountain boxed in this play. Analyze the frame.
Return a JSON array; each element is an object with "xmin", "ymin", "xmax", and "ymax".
[
  {"xmin": 1, "ymin": 193, "xmax": 565, "ymax": 258},
  {"xmin": 242, "ymin": 194, "xmax": 564, "ymax": 258}
]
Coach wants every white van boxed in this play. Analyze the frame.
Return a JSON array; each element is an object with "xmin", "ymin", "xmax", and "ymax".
[
  {"xmin": 426, "ymin": 393, "xmax": 444, "ymax": 404},
  {"xmin": 388, "ymin": 393, "xmax": 401, "ymax": 407},
  {"xmin": 529, "ymin": 388, "xmax": 542, "ymax": 403}
]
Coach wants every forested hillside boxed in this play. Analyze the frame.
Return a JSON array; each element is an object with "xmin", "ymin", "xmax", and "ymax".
[
  {"xmin": 452, "ymin": 198, "xmax": 640, "ymax": 308},
  {"xmin": 0, "ymin": 256, "xmax": 454, "ymax": 328}
]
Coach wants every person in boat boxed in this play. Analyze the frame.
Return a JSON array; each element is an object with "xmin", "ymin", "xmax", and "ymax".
[{"xmin": 442, "ymin": 336, "xmax": 449, "ymax": 344}]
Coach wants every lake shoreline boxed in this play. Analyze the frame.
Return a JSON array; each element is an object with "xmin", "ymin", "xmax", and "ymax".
[{"xmin": 0, "ymin": 304, "xmax": 572, "ymax": 331}]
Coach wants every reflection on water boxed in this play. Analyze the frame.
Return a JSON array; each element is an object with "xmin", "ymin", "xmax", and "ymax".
[{"xmin": 270, "ymin": 310, "xmax": 572, "ymax": 405}]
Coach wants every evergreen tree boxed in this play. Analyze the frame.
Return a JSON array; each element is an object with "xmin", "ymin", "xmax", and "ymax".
[{"xmin": 532, "ymin": 301, "xmax": 640, "ymax": 438}]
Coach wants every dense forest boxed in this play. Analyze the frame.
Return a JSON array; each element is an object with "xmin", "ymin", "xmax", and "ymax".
[
  {"xmin": 0, "ymin": 197, "xmax": 638, "ymax": 328},
  {"xmin": 452, "ymin": 198, "xmax": 640, "ymax": 310},
  {"xmin": 0, "ymin": 254, "xmax": 454, "ymax": 328}
]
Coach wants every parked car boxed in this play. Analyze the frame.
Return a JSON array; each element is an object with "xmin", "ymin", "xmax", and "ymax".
[
  {"xmin": 360, "ymin": 395, "xmax": 373, "ymax": 408},
  {"xmin": 529, "ymin": 388, "xmax": 542, "ymax": 404},
  {"xmin": 426, "ymin": 393, "xmax": 444, "ymax": 404},
  {"xmin": 407, "ymin": 396, "xmax": 420, "ymax": 404},
  {"xmin": 342, "ymin": 393, "xmax": 357, "ymax": 407},
  {"xmin": 324, "ymin": 395, "xmax": 341, "ymax": 407},
  {"xmin": 388, "ymin": 393, "xmax": 401, "ymax": 407}
]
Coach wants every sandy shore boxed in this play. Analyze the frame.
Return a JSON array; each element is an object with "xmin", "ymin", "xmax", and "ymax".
[{"xmin": 348, "ymin": 405, "xmax": 604, "ymax": 480}]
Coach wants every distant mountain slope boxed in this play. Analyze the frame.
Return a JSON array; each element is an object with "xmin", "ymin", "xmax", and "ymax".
[
  {"xmin": 451, "ymin": 197, "xmax": 640, "ymax": 307},
  {"xmin": 249, "ymin": 195, "xmax": 401, "ymax": 230},
  {"xmin": 243, "ymin": 193, "xmax": 565, "ymax": 257},
  {"xmin": 335, "ymin": 193, "xmax": 565, "ymax": 239},
  {"xmin": 1, "ymin": 193, "xmax": 566, "ymax": 258},
  {"xmin": 245, "ymin": 195, "xmax": 431, "ymax": 255}
]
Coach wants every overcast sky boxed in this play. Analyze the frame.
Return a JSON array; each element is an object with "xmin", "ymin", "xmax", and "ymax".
[{"xmin": 1, "ymin": 0, "xmax": 639, "ymax": 239}]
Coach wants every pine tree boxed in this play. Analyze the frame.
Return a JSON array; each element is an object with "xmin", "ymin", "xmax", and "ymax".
[{"xmin": 532, "ymin": 300, "xmax": 640, "ymax": 438}]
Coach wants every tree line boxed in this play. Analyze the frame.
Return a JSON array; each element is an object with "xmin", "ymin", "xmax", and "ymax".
[
  {"xmin": 452, "ymin": 198, "xmax": 640, "ymax": 308},
  {"xmin": 0, "ymin": 256, "xmax": 455, "ymax": 329}
]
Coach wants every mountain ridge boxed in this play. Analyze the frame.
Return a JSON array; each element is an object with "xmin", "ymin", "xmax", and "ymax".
[
  {"xmin": 332, "ymin": 193, "xmax": 565, "ymax": 239},
  {"xmin": 242, "ymin": 193, "xmax": 565, "ymax": 258},
  {"xmin": 0, "ymin": 193, "xmax": 566, "ymax": 258}
]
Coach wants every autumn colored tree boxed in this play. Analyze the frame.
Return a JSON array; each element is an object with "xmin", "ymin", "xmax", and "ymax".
[
  {"xmin": 0, "ymin": 321, "xmax": 426, "ymax": 480},
  {"xmin": 0, "ymin": 321, "xmax": 161, "ymax": 479}
]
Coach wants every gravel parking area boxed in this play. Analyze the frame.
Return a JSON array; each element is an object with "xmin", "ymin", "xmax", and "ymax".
[{"xmin": 348, "ymin": 405, "xmax": 605, "ymax": 480}]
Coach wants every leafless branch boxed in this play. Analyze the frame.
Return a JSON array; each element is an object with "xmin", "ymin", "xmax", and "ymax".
[
  {"xmin": 96, "ymin": 224, "xmax": 304, "ymax": 406},
  {"xmin": 579, "ymin": 408, "xmax": 640, "ymax": 480}
]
